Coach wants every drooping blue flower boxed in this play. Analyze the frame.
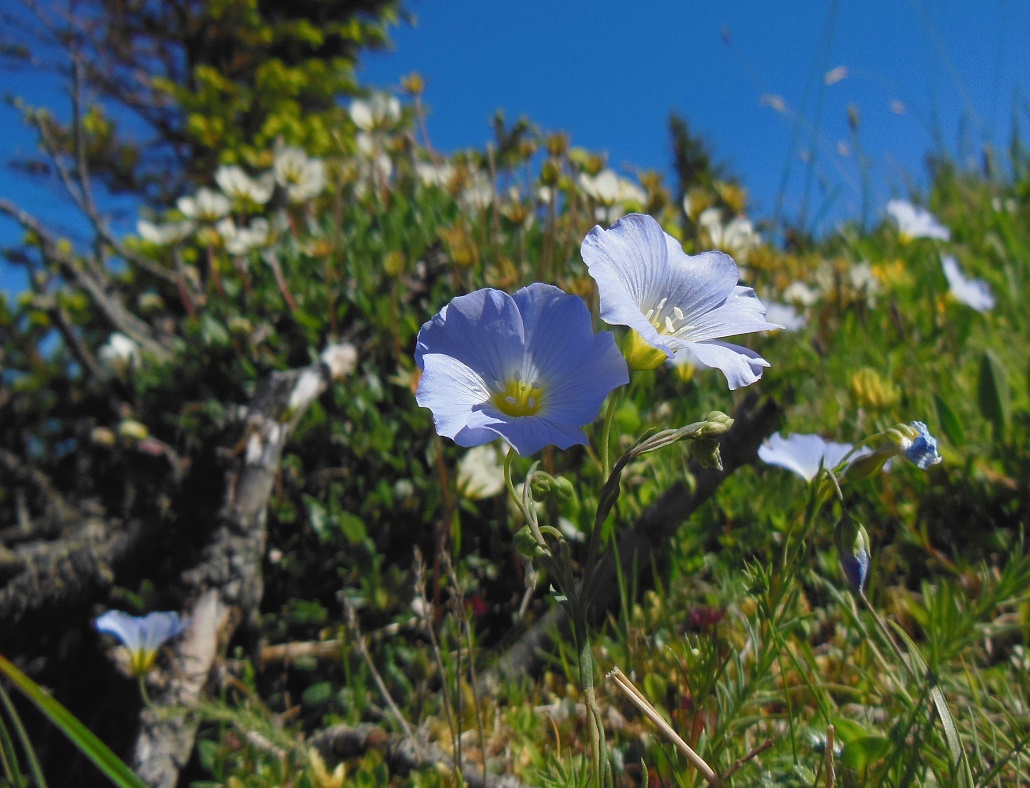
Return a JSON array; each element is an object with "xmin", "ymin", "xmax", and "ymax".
[
  {"xmin": 758, "ymin": 432, "xmax": 862, "ymax": 482},
  {"xmin": 581, "ymin": 213, "xmax": 781, "ymax": 389},
  {"xmin": 95, "ymin": 610, "xmax": 189, "ymax": 675},
  {"xmin": 902, "ymin": 421, "xmax": 942, "ymax": 470},
  {"xmin": 415, "ymin": 283, "xmax": 629, "ymax": 456}
]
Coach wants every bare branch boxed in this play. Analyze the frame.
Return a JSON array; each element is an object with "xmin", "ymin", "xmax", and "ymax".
[
  {"xmin": 131, "ymin": 346, "xmax": 355, "ymax": 786},
  {"xmin": 0, "ymin": 197, "xmax": 171, "ymax": 359}
]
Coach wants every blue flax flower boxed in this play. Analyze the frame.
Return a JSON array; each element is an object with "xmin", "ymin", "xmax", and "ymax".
[
  {"xmin": 581, "ymin": 213, "xmax": 780, "ymax": 388},
  {"xmin": 902, "ymin": 421, "xmax": 942, "ymax": 470},
  {"xmin": 415, "ymin": 283, "xmax": 629, "ymax": 456},
  {"xmin": 758, "ymin": 432, "xmax": 862, "ymax": 482},
  {"xmin": 95, "ymin": 610, "xmax": 189, "ymax": 675}
]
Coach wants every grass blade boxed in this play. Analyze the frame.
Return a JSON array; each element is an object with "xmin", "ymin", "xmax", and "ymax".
[{"xmin": 0, "ymin": 653, "xmax": 145, "ymax": 788}]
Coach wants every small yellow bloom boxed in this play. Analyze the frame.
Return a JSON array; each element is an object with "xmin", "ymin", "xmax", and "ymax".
[{"xmin": 850, "ymin": 367, "xmax": 900, "ymax": 410}]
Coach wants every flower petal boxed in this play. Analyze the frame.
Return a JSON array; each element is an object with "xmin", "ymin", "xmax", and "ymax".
[
  {"xmin": 136, "ymin": 612, "xmax": 189, "ymax": 650},
  {"xmin": 465, "ymin": 407, "xmax": 589, "ymax": 456},
  {"xmin": 759, "ymin": 433, "xmax": 858, "ymax": 482},
  {"xmin": 417, "ymin": 354, "xmax": 496, "ymax": 446},
  {"xmin": 684, "ymin": 286, "xmax": 781, "ymax": 342},
  {"xmin": 683, "ymin": 341, "xmax": 770, "ymax": 390},
  {"xmin": 95, "ymin": 610, "xmax": 144, "ymax": 651},
  {"xmin": 415, "ymin": 289, "xmax": 525, "ymax": 385},
  {"xmin": 581, "ymin": 213, "xmax": 674, "ymax": 350},
  {"xmin": 941, "ymin": 255, "xmax": 994, "ymax": 312}
]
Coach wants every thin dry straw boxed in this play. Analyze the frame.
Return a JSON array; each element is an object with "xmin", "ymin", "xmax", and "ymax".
[{"xmin": 607, "ymin": 666, "xmax": 725, "ymax": 787}]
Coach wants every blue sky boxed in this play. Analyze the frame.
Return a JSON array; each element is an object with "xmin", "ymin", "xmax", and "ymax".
[
  {"xmin": 2, "ymin": 0, "xmax": 1028, "ymax": 293},
  {"xmin": 360, "ymin": 0, "xmax": 1028, "ymax": 228}
]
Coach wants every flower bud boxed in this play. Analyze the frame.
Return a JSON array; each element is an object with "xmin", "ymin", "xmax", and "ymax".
[
  {"xmin": 513, "ymin": 525, "xmax": 548, "ymax": 561},
  {"xmin": 688, "ymin": 437, "xmax": 723, "ymax": 470},
  {"xmin": 530, "ymin": 472, "xmax": 575, "ymax": 502},
  {"xmin": 900, "ymin": 421, "xmax": 941, "ymax": 470},
  {"xmin": 699, "ymin": 411, "xmax": 734, "ymax": 437},
  {"xmin": 401, "ymin": 72, "xmax": 424, "ymax": 96},
  {"xmin": 840, "ymin": 451, "xmax": 890, "ymax": 483},
  {"xmin": 835, "ymin": 516, "xmax": 871, "ymax": 592}
]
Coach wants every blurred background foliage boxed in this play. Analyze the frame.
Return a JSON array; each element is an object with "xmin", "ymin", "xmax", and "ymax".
[{"xmin": 0, "ymin": 0, "xmax": 1028, "ymax": 785}]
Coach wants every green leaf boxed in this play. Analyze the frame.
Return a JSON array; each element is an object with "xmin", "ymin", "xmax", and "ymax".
[
  {"xmin": 304, "ymin": 494, "xmax": 332, "ymax": 542},
  {"xmin": 840, "ymin": 735, "xmax": 891, "ymax": 771},
  {"xmin": 338, "ymin": 511, "xmax": 367, "ymax": 545},
  {"xmin": 830, "ymin": 716, "xmax": 871, "ymax": 744},
  {"xmin": 886, "ymin": 620, "xmax": 973, "ymax": 787},
  {"xmin": 292, "ymin": 308, "xmax": 322, "ymax": 332},
  {"xmin": 977, "ymin": 349, "xmax": 1011, "ymax": 436},
  {"xmin": 0, "ymin": 653, "xmax": 146, "ymax": 788},
  {"xmin": 199, "ymin": 313, "xmax": 230, "ymax": 347},
  {"xmin": 934, "ymin": 393, "xmax": 965, "ymax": 448},
  {"xmin": 301, "ymin": 681, "xmax": 334, "ymax": 707}
]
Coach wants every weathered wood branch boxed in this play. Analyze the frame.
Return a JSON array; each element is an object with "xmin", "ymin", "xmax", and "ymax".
[
  {"xmin": 130, "ymin": 344, "xmax": 357, "ymax": 787},
  {"xmin": 479, "ymin": 395, "xmax": 782, "ymax": 692}
]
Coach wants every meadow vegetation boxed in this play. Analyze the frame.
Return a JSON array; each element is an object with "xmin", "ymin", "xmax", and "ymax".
[{"xmin": 0, "ymin": 2, "xmax": 1028, "ymax": 785}]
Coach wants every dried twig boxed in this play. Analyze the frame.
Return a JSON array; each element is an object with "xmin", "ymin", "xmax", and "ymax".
[{"xmin": 608, "ymin": 667, "xmax": 724, "ymax": 786}]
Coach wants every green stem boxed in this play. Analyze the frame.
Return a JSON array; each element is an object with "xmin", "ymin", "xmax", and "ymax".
[
  {"xmin": 600, "ymin": 391, "xmax": 621, "ymax": 481},
  {"xmin": 137, "ymin": 674, "xmax": 153, "ymax": 709},
  {"xmin": 573, "ymin": 607, "xmax": 610, "ymax": 786}
]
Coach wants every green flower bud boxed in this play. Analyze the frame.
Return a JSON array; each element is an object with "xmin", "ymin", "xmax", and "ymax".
[
  {"xmin": 513, "ymin": 525, "xmax": 548, "ymax": 561},
  {"xmin": 529, "ymin": 472, "xmax": 575, "ymax": 502},
  {"xmin": 689, "ymin": 437, "xmax": 723, "ymax": 470},
  {"xmin": 699, "ymin": 411, "xmax": 734, "ymax": 437}
]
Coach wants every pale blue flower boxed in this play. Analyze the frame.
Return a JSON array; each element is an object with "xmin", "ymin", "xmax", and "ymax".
[
  {"xmin": 886, "ymin": 199, "xmax": 950, "ymax": 241},
  {"xmin": 758, "ymin": 432, "xmax": 861, "ymax": 482},
  {"xmin": 903, "ymin": 421, "xmax": 941, "ymax": 470},
  {"xmin": 581, "ymin": 213, "xmax": 780, "ymax": 389},
  {"xmin": 415, "ymin": 283, "xmax": 629, "ymax": 456},
  {"xmin": 941, "ymin": 255, "xmax": 994, "ymax": 312},
  {"xmin": 95, "ymin": 610, "xmax": 189, "ymax": 675}
]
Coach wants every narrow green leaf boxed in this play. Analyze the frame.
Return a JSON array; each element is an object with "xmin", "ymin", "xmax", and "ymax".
[
  {"xmin": 0, "ymin": 654, "xmax": 145, "ymax": 788},
  {"xmin": 840, "ymin": 735, "xmax": 891, "ymax": 771},
  {"xmin": 977, "ymin": 349, "xmax": 1011, "ymax": 436},
  {"xmin": 0, "ymin": 680, "xmax": 40, "ymax": 786},
  {"xmin": 933, "ymin": 394, "xmax": 965, "ymax": 448},
  {"xmin": 885, "ymin": 621, "xmax": 972, "ymax": 787}
]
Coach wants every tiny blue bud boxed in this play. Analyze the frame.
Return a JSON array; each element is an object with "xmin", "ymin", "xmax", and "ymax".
[
  {"xmin": 904, "ymin": 421, "xmax": 942, "ymax": 470},
  {"xmin": 835, "ymin": 517, "xmax": 871, "ymax": 593}
]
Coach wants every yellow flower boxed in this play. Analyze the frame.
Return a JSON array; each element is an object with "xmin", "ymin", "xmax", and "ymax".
[{"xmin": 308, "ymin": 748, "xmax": 346, "ymax": 788}]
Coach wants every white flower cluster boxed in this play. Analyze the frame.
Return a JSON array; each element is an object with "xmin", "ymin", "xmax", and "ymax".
[{"xmin": 137, "ymin": 144, "xmax": 328, "ymax": 254}]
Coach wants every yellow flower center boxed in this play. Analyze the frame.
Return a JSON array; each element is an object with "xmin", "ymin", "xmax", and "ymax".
[{"xmin": 491, "ymin": 372, "xmax": 543, "ymax": 417}]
